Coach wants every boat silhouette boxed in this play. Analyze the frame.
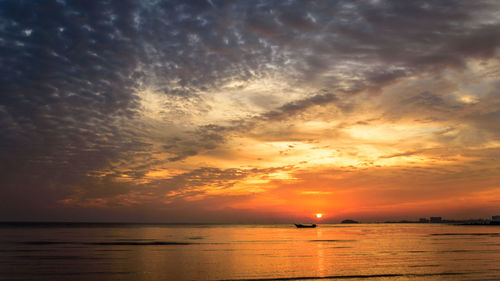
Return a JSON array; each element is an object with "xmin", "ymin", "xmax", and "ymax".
[{"xmin": 294, "ymin": 224, "xmax": 316, "ymax": 228}]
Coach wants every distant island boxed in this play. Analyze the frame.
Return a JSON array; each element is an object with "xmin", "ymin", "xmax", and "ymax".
[
  {"xmin": 341, "ymin": 219, "xmax": 359, "ymax": 224},
  {"xmin": 384, "ymin": 215, "xmax": 500, "ymax": 225}
]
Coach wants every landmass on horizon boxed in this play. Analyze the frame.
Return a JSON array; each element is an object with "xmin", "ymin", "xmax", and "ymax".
[{"xmin": 1, "ymin": 215, "xmax": 499, "ymax": 226}]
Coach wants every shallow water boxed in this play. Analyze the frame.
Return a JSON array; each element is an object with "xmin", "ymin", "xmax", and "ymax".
[{"xmin": 0, "ymin": 223, "xmax": 499, "ymax": 280}]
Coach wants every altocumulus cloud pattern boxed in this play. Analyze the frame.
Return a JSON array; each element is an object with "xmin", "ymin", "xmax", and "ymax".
[{"xmin": 1, "ymin": 0, "xmax": 500, "ymax": 222}]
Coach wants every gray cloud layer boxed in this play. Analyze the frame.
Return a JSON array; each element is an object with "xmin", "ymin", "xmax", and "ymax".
[{"xmin": 1, "ymin": 0, "xmax": 499, "ymax": 220}]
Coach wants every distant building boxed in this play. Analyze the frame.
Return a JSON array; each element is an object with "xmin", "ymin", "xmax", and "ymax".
[
  {"xmin": 430, "ymin": 217, "xmax": 442, "ymax": 223},
  {"xmin": 491, "ymin": 216, "xmax": 500, "ymax": 225},
  {"xmin": 419, "ymin": 218, "xmax": 429, "ymax": 223}
]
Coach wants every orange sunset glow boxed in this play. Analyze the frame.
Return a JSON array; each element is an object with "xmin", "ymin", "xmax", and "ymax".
[{"xmin": 1, "ymin": 0, "xmax": 499, "ymax": 224}]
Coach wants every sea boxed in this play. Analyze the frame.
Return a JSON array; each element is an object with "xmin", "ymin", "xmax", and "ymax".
[{"xmin": 0, "ymin": 223, "xmax": 499, "ymax": 281}]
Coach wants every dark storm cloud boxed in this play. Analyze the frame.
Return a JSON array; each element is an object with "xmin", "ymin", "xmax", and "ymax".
[
  {"xmin": 160, "ymin": 91, "xmax": 341, "ymax": 160},
  {"xmin": 263, "ymin": 92, "xmax": 338, "ymax": 121},
  {"xmin": 379, "ymin": 149, "xmax": 426, "ymax": 159},
  {"xmin": 67, "ymin": 167, "xmax": 248, "ymax": 204},
  {"xmin": 400, "ymin": 92, "xmax": 448, "ymax": 111},
  {"xmin": 160, "ymin": 124, "xmax": 227, "ymax": 162},
  {"xmin": 1, "ymin": 0, "xmax": 499, "ymax": 220},
  {"xmin": 66, "ymin": 165, "xmax": 292, "ymax": 206},
  {"xmin": 148, "ymin": 165, "xmax": 290, "ymax": 198},
  {"xmin": 157, "ymin": 167, "xmax": 248, "ymax": 193}
]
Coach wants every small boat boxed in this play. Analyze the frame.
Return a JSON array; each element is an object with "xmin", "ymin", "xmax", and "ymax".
[{"xmin": 294, "ymin": 224, "xmax": 316, "ymax": 228}]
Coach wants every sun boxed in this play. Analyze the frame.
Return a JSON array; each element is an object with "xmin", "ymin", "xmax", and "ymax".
[{"xmin": 316, "ymin": 213, "xmax": 323, "ymax": 219}]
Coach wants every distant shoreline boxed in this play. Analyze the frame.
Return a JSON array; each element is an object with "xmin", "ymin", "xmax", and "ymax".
[{"xmin": 1, "ymin": 221, "xmax": 499, "ymax": 227}]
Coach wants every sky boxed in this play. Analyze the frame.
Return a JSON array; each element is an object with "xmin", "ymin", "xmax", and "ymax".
[{"xmin": 1, "ymin": 0, "xmax": 499, "ymax": 223}]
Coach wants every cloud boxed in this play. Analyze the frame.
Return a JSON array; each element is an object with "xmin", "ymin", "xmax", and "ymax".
[
  {"xmin": 262, "ymin": 92, "xmax": 338, "ymax": 121},
  {"xmin": 379, "ymin": 149, "xmax": 426, "ymax": 159},
  {"xmin": 1, "ymin": 0, "xmax": 499, "ymax": 221}
]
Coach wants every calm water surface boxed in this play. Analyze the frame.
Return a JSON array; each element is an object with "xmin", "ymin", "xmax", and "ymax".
[{"xmin": 0, "ymin": 223, "xmax": 499, "ymax": 280}]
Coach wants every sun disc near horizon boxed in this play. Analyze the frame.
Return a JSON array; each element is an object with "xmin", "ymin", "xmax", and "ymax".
[{"xmin": 316, "ymin": 213, "xmax": 323, "ymax": 219}]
